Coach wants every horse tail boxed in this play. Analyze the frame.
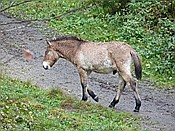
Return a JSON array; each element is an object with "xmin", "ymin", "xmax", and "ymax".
[{"xmin": 130, "ymin": 52, "xmax": 142, "ymax": 80}]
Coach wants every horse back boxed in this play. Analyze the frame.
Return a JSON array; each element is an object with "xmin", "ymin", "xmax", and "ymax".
[
  {"xmin": 77, "ymin": 42, "xmax": 135, "ymax": 61},
  {"xmin": 74, "ymin": 42, "xmax": 135, "ymax": 73}
]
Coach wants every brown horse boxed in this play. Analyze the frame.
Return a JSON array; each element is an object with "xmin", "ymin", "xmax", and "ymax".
[{"xmin": 43, "ymin": 36, "xmax": 142, "ymax": 112}]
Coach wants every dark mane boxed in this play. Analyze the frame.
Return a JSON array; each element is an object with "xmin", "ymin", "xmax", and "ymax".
[{"xmin": 49, "ymin": 35, "xmax": 86, "ymax": 42}]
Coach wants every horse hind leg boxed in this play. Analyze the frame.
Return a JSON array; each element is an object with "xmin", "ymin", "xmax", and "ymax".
[
  {"xmin": 109, "ymin": 75, "xmax": 126, "ymax": 108},
  {"xmin": 114, "ymin": 69, "xmax": 141, "ymax": 112},
  {"xmin": 122, "ymin": 73, "xmax": 141, "ymax": 112},
  {"xmin": 130, "ymin": 79, "xmax": 141, "ymax": 112}
]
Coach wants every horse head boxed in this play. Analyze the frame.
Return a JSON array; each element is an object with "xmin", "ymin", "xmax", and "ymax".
[{"xmin": 43, "ymin": 40, "xmax": 59, "ymax": 70}]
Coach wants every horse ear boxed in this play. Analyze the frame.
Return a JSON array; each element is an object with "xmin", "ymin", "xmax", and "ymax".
[{"xmin": 46, "ymin": 39, "xmax": 52, "ymax": 46}]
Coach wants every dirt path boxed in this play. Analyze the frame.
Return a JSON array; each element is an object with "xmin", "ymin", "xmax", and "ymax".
[{"xmin": 0, "ymin": 14, "xmax": 175, "ymax": 131}]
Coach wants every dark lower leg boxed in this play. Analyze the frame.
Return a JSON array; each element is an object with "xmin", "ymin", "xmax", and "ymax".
[
  {"xmin": 134, "ymin": 98, "xmax": 141, "ymax": 112},
  {"xmin": 131, "ymin": 80, "xmax": 141, "ymax": 112},
  {"xmin": 81, "ymin": 83, "xmax": 88, "ymax": 101},
  {"xmin": 109, "ymin": 79, "xmax": 126, "ymax": 108},
  {"xmin": 87, "ymin": 88, "xmax": 99, "ymax": 102},
  {"xmin": 109, "ymin": 99, "xmax": 119, "ymax": 107},
  {"xmin": 82, "ymin": 94, "xmax": 88, "ymax": 101}
]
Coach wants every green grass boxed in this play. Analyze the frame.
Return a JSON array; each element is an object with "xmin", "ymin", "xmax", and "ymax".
[
  {"xmin": 0, "ymin": 74, "xmax": 140, "ymax": 130},
  {"xmin": 1, "ymin": 0, "xmax": 174, "ymax": 87}
]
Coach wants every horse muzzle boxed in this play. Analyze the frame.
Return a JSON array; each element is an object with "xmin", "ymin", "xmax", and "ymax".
[{"xmin": 43, "ymin": 61, "xmax": 51, "ymax": 70}]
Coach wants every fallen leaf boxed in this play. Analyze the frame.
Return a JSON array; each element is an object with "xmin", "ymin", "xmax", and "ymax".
[{"xmin": 23, "ymin": 49, "xmax": 33, "ymax": 61}]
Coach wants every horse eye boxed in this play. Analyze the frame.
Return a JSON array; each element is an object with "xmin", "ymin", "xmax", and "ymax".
[{"xmin": 45, "ymin": 51, "xmax": 49, "ymax": 55}]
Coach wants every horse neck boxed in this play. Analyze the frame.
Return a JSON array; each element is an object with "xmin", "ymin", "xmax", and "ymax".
[{"xmin": 56, "ymin": 40, "xmax": 81, "ymax": 62}]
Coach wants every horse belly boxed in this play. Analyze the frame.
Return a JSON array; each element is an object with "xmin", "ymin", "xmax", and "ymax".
[
  {"xmin": 78, "ymin": 52, "xmax": 114, "ymax": 74},
  {"xmin": 93, "ymin": 60, "xmax": 114, "ymax": 74}
]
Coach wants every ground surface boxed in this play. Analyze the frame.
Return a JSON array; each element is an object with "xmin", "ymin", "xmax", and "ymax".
[{"xmin": 0, "ymin": 14, "xmax": 175, "ymax": 131}]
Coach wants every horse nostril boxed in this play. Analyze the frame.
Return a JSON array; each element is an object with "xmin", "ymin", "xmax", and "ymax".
[
  {"xmin": 43, "ymin": 61, "xmax": 51, "ymax": 70},
  {"xmin": 43, "ymin": 65, "xmax": 48, "ymax": 70}
]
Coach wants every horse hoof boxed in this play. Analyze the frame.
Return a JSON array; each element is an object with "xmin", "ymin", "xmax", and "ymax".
[
  {"xmin": 108, "ymin": 104, "xmax": 114, "ymax": 108},
  {"xmin": 109, "ymin": 99, "xmax": 118, "ymax": 108},
  {"xmin": 93, "ymin": 96, "xmax": 99, "ymax": 102},
  {"xmin": 82, "ymin": 95, "xmax": 88, "ymax": 101},
  {"xmin": 133, "ymin": 109, "xmax": 139, "ymax": 112}
]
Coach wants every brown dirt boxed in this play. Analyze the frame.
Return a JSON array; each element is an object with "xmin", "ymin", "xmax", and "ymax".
[{"xmin": 0, "ymin": 14, "xmax": 175, "ymax": 131}]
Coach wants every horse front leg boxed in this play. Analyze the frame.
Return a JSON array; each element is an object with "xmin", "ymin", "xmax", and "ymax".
[
  {"xmin": 78, "ymin": 68, "xmax": 89, "ymax": 101},
  {"xmin": 87, "ymin": 88, "xmax": 99, "ymax": 102},
  {"xmin": 78, "ymin": 69, "xmax": 99, "ymax": 102}
]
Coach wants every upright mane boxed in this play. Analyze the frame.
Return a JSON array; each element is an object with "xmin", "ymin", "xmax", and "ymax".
[{"xmin": 49, "ymin": 35, "xmax": 86, "ymax": 42}]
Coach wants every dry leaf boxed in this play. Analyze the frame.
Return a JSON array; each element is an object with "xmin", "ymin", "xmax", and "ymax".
[{"xmin": 23, "ymin": 49, "xmax": 33, "ymax": 61}]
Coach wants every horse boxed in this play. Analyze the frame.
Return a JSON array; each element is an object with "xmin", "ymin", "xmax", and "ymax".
[{"xmin": 43, "ymin": 35, "xmax": 142, "ymax": 112}]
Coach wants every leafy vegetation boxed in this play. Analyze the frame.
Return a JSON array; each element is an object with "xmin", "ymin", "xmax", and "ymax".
[
  {"xmin": 0, "ymin": 0, "xmax": 174, "ymax": 87},
  {"xmin": 0, "ymin": 74, "xmax": 140, "ymax": 130}
]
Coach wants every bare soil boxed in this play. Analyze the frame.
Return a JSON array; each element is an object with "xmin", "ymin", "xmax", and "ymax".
[{"xmin": 0, "ymin": 14, "xmax": 175, "ymax": 131}]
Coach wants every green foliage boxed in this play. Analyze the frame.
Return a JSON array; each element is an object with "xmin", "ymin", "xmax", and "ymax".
[
  {"xmin": 126, "ymin": 1, "xmax": 175, "ymax": 86},
  {"xmin": 81, "ymin": 0, "xmax": 131, "ymax": 15},
  {"xmin": 0, "ymin": 0, "xmax": 175, "ymax": 87},
  {"xmin": 0, "ymin": 75, "xmax": 139, "ymax": 130}
]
